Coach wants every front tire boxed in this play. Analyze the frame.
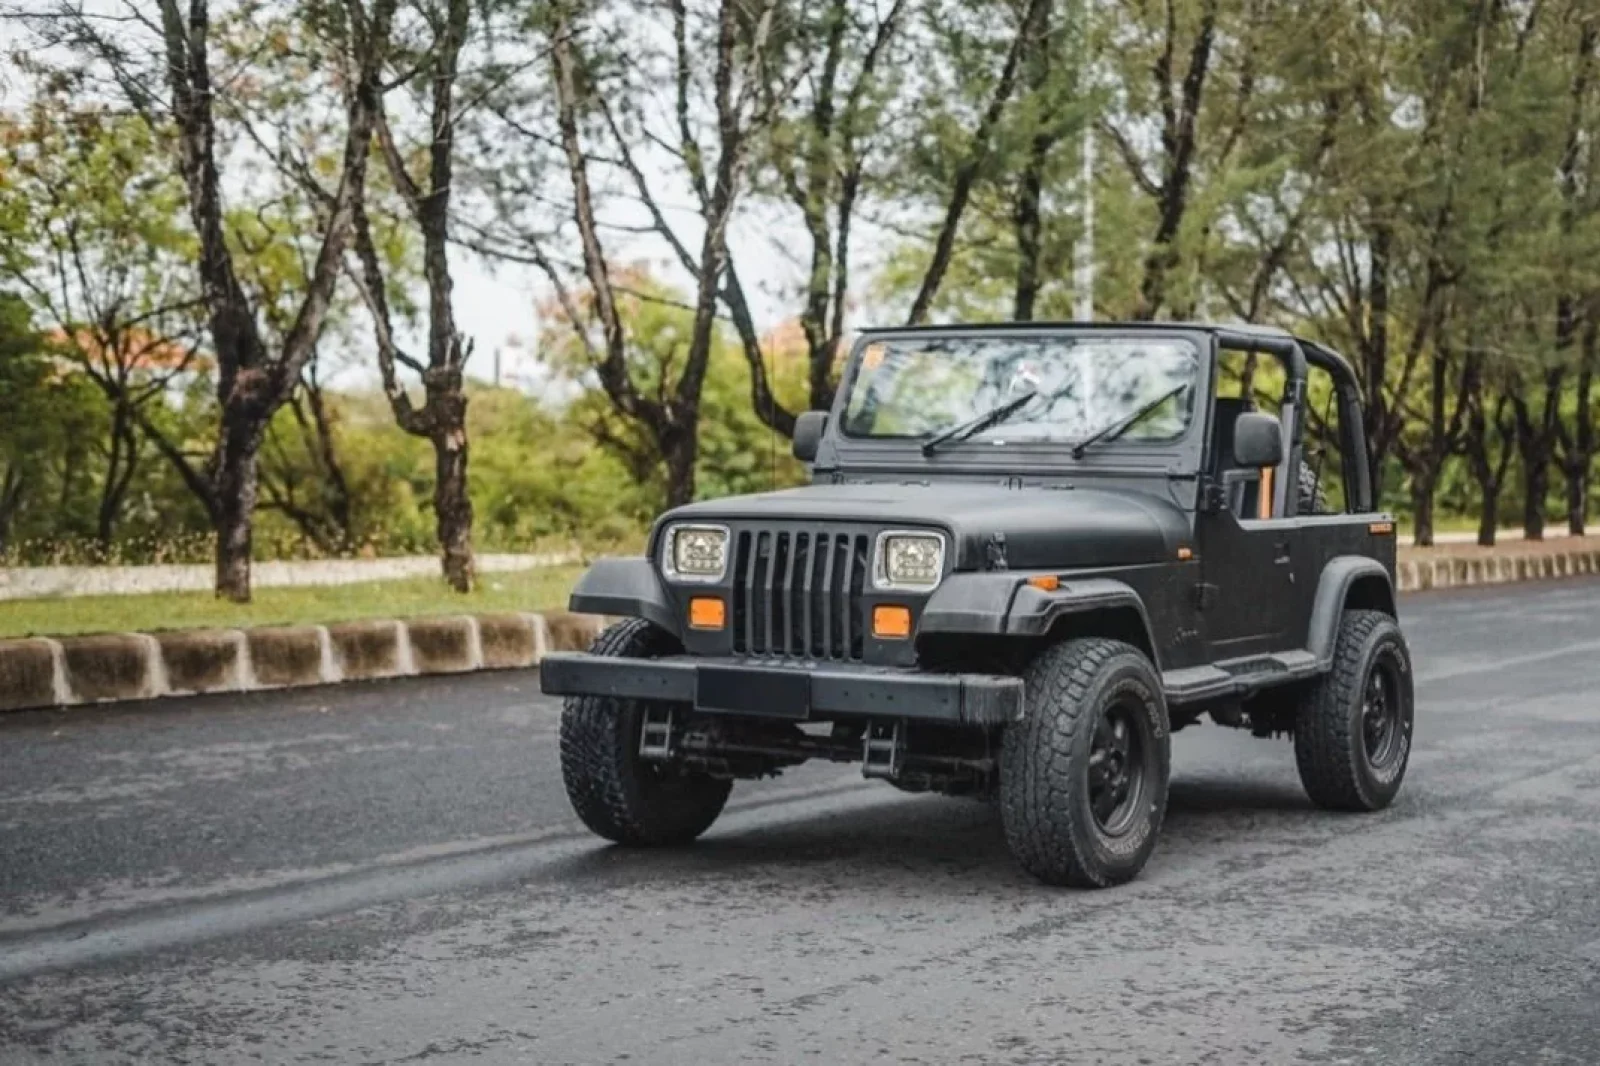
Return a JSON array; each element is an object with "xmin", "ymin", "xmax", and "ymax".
[
  {"xmin": 1000, "ymin": 639, "xmax": 1171, "ymax": 888},
  {"xmin": 559, "ymin": 619, "xmax": 732, "ymax": 845},
  {"xmin": 1295, "ymin": 609, "xmax": 1414, "ymax": 811}
]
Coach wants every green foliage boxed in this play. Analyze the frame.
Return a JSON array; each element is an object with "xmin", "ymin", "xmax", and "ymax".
[
  {"xmin": 9, "ymin": 0, "xmax": 1600, "ymax": 575},
  {"xmin": 538, "ymin": 276, "xmax": 808, "ymax": 513}
]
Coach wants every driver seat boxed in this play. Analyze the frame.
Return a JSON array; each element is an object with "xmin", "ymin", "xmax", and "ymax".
[{"xmin": 1209, "ymin": 397, "xmax": 1265, "ymax": 519}]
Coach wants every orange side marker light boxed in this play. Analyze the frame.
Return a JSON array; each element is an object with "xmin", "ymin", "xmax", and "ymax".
[
  {"xmin": 689, "ymin": 596, "xmax": 726, "ymax": 630},
  {"xmin": 1026, "ymin": 575, "xmax": 1060, "ymax": 591},
  {"xmin": 872, "ymin": 605, "xmax": 913, "ymax": 639}
]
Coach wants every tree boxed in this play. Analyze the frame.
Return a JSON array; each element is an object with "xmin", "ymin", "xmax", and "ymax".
[
  {"xmin": 0, "ymin": 85, "xmax": 205, "ymax": 548},
  {"xmin": 537, "ymin": 271, "xmax": 804, "ymax": 510},
  {"xmin": 347, "ymin": 0, "xmax": 477, "ymax": 590},
  {"xmin": 723, "ymin": 0, "xmax": 911, "ymax": 431},
  {"xmin": 0, "ymin": 294, "xmax": 44, "ymax": 554},
  {"xmin": 257, "ymin": 351, "xmax": 359, "ymax": 555},
  {"xmin": 27, "ymin": 0, "xmax": 398, "ymax": 599},
  {"xmin": 478, "ymin": 0, "xmax": 785, "ymax": 507}
]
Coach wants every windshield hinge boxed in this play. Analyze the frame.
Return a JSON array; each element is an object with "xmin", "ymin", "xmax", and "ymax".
[
  {"xmin": 984, "ymin": 532, "xmax": 1009, "ymax": 571},
  {"xmin": 1199, "ymin": 480, "xmax": 1228, "ymax": 514}
]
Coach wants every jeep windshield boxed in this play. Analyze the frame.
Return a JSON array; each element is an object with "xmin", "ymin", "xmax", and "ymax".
[{"xmin": 841, "ymin": 334, "xmax": 1200, "ymax": 449}]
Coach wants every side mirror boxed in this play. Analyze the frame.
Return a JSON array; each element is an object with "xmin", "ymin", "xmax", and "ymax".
[
  {"xmin": 1232, "ymin": 412, "xmax": 1285, "ymax": 468},
  {"xmin": 792, "ymin": 411, "xmax": 829, "ymax": 462}
]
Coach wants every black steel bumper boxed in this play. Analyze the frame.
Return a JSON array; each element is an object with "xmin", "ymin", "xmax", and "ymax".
[{"xmin": 538, "ymin": 653, "xmax": 1023, "ymax": 727}]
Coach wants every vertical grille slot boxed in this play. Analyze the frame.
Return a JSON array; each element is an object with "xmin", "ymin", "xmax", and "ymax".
[
  {"xmin": 847, "ymin": 534, "xmax": 868, "ymax": 660},
  {"xmin": 731, "ymin": 526, "xmax": 868, "ymax": 661},
  {"xmin": 785, "ymin": 533, "xmax": 807, "ymax": 657}
]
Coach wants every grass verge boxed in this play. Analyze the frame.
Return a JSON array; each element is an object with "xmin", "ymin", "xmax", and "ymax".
[
  {"xmin": 4, "ymin": 533, "xmax": 1597, "ymax": 641},
  {"xmin": 0, "ymin": 565, "xmax": 586, "ymax": 640}
]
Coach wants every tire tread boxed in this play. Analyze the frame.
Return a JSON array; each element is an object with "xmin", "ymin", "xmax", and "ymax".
[
  {"xmin": 1295, "ymin": 609, "xmax": 1405, "ymax": 811},
  {"xmin": 559, "ymin": 619, "xmax": 730, "ymax": 845},
  {"xmin": 1001, "ymin": 638, "xmax": 1167, "ymax": 888}
]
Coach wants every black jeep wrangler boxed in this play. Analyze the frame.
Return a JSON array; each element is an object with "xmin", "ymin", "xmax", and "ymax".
[{"xmin": 540, "ymin": 323, "xmax": 1414, "ymax": 888}]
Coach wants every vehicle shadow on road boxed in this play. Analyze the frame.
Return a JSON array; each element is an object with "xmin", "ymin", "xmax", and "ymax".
[{"xmin": 538, "ymin": 774, "xmax": 1324, "ymax": 891}]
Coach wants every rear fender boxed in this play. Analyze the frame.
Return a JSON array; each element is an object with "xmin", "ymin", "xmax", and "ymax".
[{"xmin": 1308, "ymin": 556, "xmax": 1396, "ymax": 666}]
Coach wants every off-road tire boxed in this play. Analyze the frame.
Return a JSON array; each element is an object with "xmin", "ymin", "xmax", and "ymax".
[
  {"xmin": 560, "ymin": 619, "xmax": 732, "ymax": 845},
  {"xmin": 1294, "ymin": 610, "xmax": 1414, "ymax": 811},
  {"xmin": 1000, "ymin": 639, "xmax": 1170, "ymax": 888}
]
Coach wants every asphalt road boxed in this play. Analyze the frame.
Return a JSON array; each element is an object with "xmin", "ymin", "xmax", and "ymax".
[{"xmin": 2, "ymin": 581, "xmax": 1598, "ymax": 1065}]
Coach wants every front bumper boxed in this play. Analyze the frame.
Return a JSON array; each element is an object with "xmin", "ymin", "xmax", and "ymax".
[{"xmin": 538, "ymin": 654, "xmax": 1023, "ymax": 727}]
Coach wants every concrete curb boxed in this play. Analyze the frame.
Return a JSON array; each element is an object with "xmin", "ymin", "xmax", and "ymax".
[
  {"xmin": 2, "ymin": 545, "xmax": 1596, "ymax": 714},
  {"xmin": 0, "ymin": 611, "xmax": 598, "ymax": 713},
  {"xmin": 1393, "ymin": 546, "xmax": 1600, "ymax": 592}
]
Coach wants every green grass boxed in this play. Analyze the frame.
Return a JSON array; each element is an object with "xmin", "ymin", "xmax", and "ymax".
[{"xmin": 0, "ymin": 565, "xmax": 587, "ymax": 639}]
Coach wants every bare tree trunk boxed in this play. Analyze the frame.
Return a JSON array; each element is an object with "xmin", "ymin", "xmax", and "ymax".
[
  {"xmin": 1011, "ymin": 0, "xmax": 1054, "ymax": 322},
  {"xmin": 430, "ymin": 371, "xmax": 475, "ymax": 591},
  {"xmin": 663, "ymin": 426, "xmax": 699, "ymax": 509},
  {"xmin": 0, "ymin": 464, "xmax": 23, "ymax": 555},
  {"xmin": 1566, "ymin": 357, "xmax": 1593, "ymax": 535},
  {"xmin": 1463, "ymin": 381, "xmax": 1515, "ymax": 548},
  {"xmin": 95, "ymin": 406, "xmax": 142, "ymax": 549},
  {"xmin": 1523, "ymin": 450, "xmax": 1550, "ymax": 541},
  {"xmin": 1132, "ymin": 0, "xmax": 1219, "ymax": 320},
  {"xmin": 1513, "ymin": 364, "xmax": 1566, "ymax": 543},
  {"xmin": 1411, "ymin": 475, "xmax": 1435, "ymax": 547},
  {"xmin": 212, "ymin": 426, "xmax": 261, "ymax": 602},
  {"xmin": 1478, "ymin": 484, "xmax": 1500, "ymax": 547}
]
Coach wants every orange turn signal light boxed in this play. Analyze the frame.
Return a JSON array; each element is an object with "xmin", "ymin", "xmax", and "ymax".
[
  {"xmin": 688, "ymin": 596, "xmax": 726, "ymax": 630},
  {"xmin": 872, "ymin": 604, "xmax": 913, "ymax": 639},
  {"xmin": 1026, "ymin": 575, "xmax": 1060, "ymax": 591},
  {"xmin": 1369, "ymin": 521, "xmax": 1395, "ymax": 536}
]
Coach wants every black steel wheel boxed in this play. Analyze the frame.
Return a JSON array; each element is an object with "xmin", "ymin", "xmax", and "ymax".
[
  {"xmin": 1295, "ymin": 609, "xmax": 1414, "ymax": 811},
  {"xmin": 1001, "ymin": 638, "xmax": 1170, "ymax": 888},
  {"xmin": 1088, "ymin": 700, "xmax": 1153, "ymax": 836},
  {"xmin": 560, "ymin": 619, "xmax": 732, "ymax": 846},
  {"xmin": 1360, "ymin": 652, "xmax": 1407, "ymax": 770}
]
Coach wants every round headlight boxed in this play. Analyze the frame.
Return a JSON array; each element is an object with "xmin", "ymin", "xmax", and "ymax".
[
  {"xmin": 662, "ymin": 524, "xmax": 729, "ymax": 582},
  {"xmin": 875, "ymin": 531, "xmax": 945, "ymax": 590}
]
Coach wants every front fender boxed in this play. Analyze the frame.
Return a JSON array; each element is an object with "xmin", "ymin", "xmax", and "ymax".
[
  {"xmin": 919, "ymin": 573, "xmax": 1158, "ymax": 664},
  {"xmin": 567, "ymin": 557, "xmax": 680, "ymax": 638}
]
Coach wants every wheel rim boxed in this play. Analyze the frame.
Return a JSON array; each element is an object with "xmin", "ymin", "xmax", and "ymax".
[
  {"xmin": 1088, "ymin": 700, "xmax": 1148, "ymax": 836},
  {"xmin": 1361, "ymin": 650, "xmax": 1407, "ymax": 769}
]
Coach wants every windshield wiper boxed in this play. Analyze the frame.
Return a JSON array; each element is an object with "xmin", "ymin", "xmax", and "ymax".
[
  {"xmin": 921, "ymin": 389, "xmax": 1039, "ymax": 456},
  {"xmin": 1069, "ymin": 382, "xmax": 1189, "ymax": 460}
]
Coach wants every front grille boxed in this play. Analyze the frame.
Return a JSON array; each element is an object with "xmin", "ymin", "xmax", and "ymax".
[{"xmin": 731, "ymin": 529, "xmax": 870, "ymax": 660}]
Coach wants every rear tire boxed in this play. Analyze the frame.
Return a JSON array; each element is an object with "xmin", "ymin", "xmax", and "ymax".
[
  {"xmin": 559, "ymin": 619, "xmax": 732, "ymax": 845},
  {"xmin": 1000, "ymin": 639, "xmax": 1170, "ymax": 888},
  {"xmin": 1295, "ymin": 610, "xmax": 1414, "ymax": 811}
]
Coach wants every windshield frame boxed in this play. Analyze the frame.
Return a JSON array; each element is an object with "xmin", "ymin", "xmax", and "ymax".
[{"xmin": 828, "ymin": 326, "xmax": 1215, "ymax": 476}]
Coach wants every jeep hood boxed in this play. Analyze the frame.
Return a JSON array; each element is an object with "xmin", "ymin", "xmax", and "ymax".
[{"xmin": 662, "ymin": 482, "xmax": 1191, "ymax": 571}]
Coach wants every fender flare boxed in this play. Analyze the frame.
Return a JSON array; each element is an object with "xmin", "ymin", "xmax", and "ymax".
[
  {"xmin": 1308, "ymin": 556, "xmax": 1396, "ymax": 665},
  {"xmin": 920, "ymin": 573, "xmax": 1160, "ymax": 668},
  {"xmin": 567, "ymin": 557, "xmax": 680, "ymax": 638}
]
